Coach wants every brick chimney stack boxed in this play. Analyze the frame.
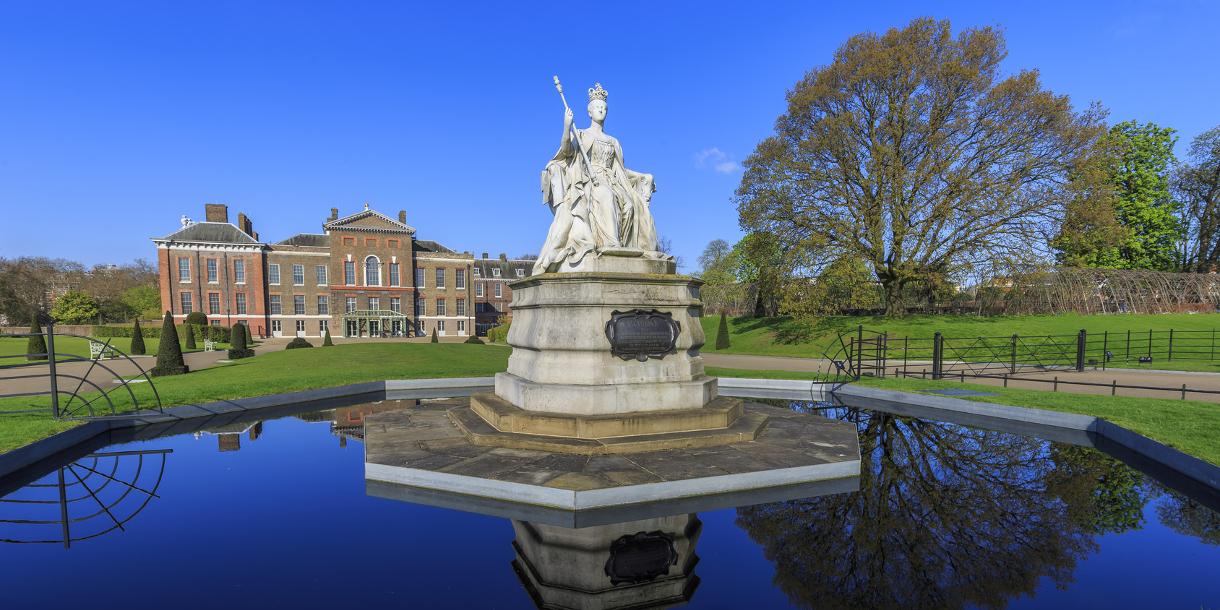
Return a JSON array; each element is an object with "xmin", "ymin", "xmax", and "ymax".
[
  {"xmin": 236, "ymin": 212, "xmax": 255, "ymax": 238},
  {"xmin": 329, "ymin": 207, "xmax": 339, "ymax": 221},
  {"xmin": 499, "ymin": 253, "xmax": 507, "ymax": 261},
  {"xmin": 204, "ymin": 203, "xmax": 229, "ymax": 223},
  {"xmin": 482, "ymin": 252, "xmax": 489, "ymax": 259},
  {"xmin": 398, "ymin": 210, "xmax": 407, "ymax": 224}
]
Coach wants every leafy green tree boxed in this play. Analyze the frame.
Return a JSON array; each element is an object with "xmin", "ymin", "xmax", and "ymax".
[
  {"xmin": 1053, "ymin": 135, "xmax": 1129, "ymax": 267},
  {"xmin": 730, "ymin": 232, "xmax": 785, "ymax": 317},
  {"xmin": 120, "ymin": 284, "xmax": 162, "ymax": 320},
  {"xmin": 714, "ymin": 312, "xmax": 731, "ymax": 349},
  {"xmin": 151, "ymin": 312, "xmax": 188, "ymax": 376},
  {"xmin": 1176, "ymin": 125, "xmax": 1220, "ymax": 272},
  {"xmin": 26, "ymin": 317, "xmax": 47, "ymax": 361},
  {"xmin": 322, "ymin": 326, "xmax": 334, "ymax": 346},
  {"xmin": 1107, "ymin": 121, "xmax": 1182, "ymax": 269},
  {"xmin": 130, "ymin": 319, "xmax": 146, "ymax": 355},
  {"xmin": 736, "ymin": 18, "xmax": 1106, "ymax": 316},
  {"xmin": 50, "ymin": 291, "xmax": 100, "ymax": 324}
]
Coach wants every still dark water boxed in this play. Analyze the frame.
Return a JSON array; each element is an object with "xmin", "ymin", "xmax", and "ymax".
[{"xmin": 0, "ymin": 399, "xmax": 1217, "ymax": 609}]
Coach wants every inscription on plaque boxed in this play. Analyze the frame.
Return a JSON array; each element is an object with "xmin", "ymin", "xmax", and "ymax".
[{"xmin": 604, "ymin": 310, "xmax": 680, "ymax": 362}]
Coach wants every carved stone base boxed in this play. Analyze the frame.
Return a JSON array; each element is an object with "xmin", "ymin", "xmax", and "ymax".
[
  {"xmin": 471, "ymin": 392, "xmax": 743, "ymax": 439},
  {"xmin": 496, "ymin": 372, "xmax": 718, "ymax": 415},
  {"xmin": 501, "ymin": 270, "xmax": 709, "ymax": 414}
]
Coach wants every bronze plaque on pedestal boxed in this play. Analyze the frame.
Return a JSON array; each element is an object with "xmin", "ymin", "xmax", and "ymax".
[{"xmin": 605, "ymin": 310, "xmax": 680, "ymax": 362}]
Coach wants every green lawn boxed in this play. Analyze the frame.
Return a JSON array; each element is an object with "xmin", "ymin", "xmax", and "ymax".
[
  {"xmin": 0, "ymin": 343, "xmax": 509, "ymax": 452},
  {"xmin": 699, "ymin": 313, "xmax": 1220, "ymax": 370},
  {"xmin": 2, "ymin": 342, "xmax": 1217, "ymax": 468},
  {"xmin": 0, "ymin": 335, "xmax": 227, "ymax": 362},
  {"xmin": 855, "ymin": 376, "xmax": 1220, "ymax": 467},
  {"xmin": 710, "ymin": 365, "xmax": 1220, "ymax": 466}
]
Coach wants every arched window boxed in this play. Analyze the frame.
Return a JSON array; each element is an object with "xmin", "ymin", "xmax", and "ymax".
[{"xmin": 365, "ymin": 256, "xmax": 381, "ymax": 286}]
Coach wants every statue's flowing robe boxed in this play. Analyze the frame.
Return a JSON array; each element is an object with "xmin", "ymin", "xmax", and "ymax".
[{"xmin": 535, "ymin": 128, "xmax": 659, "ymax": 274}]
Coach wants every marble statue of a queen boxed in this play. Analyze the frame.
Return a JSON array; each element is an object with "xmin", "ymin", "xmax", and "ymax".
[{"xmin": 534, "ymin": 81, "xmax": 664, "ymax": 274}]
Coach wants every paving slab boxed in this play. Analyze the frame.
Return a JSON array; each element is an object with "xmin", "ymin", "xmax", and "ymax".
[{"xmin": 363, "ymin": 399, "xmax": 860, "ymax": 515}]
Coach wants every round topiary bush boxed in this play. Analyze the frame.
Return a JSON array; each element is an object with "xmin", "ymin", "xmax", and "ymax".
[
  {"xmin": 227, "ymin": 323, "xmax": 255, "ymax": 359},
  {"xmin": 464, "ymin": 335, "xmax": 485, "ymax": 344},
  {"xmin": 185, "ymin": 311, "xmax": 208, "ymax": 326},
  {"xmin": 285, "ymin": 337, "xmax": 314, "ymax": 349}
]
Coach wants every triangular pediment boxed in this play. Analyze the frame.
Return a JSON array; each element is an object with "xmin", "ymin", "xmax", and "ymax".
[{"xmin": 324, "ymin": 208, "xmax": 416, "ymax": 235}]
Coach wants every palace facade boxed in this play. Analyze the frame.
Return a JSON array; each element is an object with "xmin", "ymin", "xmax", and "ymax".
[{"xmin": 152, "ymin": 203, "xmax": 519, "ymax": 338}]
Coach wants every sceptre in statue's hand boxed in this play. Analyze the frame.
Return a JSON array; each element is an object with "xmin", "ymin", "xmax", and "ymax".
[{"xmin": 553, "ymin": 75, "xmax": 598, "ymax": 187}]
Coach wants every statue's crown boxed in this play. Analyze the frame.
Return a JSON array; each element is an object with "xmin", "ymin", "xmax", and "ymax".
[{"xmin": 588, "ymin": 82, "xmax": 608, "ymax": 102}]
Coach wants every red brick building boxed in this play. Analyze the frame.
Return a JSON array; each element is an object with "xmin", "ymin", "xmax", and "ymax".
[
  {"xmin": 153, "ymin": 203, "xmax": 476, "ymax": 338},
  {"xmin": 472, "ymin": 253, "xmax": 535, "ymax": 336}
]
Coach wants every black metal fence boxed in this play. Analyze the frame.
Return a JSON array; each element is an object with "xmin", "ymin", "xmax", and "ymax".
[
  {"xmin": 846, "ymin": 328, "xmax": 1220, "ymax": 379},
  {"xmin": 832, "ymin": 324, "xmax": 1220, "ymax": 401},
  {"xmin": 0, "ymin": 319, "xmax": 162, "ymax": 419}
]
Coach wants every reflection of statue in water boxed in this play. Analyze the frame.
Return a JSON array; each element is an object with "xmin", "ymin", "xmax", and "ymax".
[
  {"xmin": 736, "ymin": 408, "xmax": 1151, "ymax": 610},
  {"xmin": 511, "ymin": 514, "xmax": 700, "ymax": 609},
  {"xmin": 535, "ymin": 80, "xmax": 662, "ymax": 274}
]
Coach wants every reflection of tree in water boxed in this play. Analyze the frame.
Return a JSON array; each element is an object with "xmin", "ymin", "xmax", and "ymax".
[
  {"xmin": 736, "ymin": 408, "xmax": 1150, "ymax": 610},
  {"xmin": 1156, "ymin": 490, "xmax": 1220, "ymax": 546}
]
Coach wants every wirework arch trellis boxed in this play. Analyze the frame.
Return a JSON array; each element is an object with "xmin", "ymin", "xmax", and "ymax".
[{"xmin": 978, "ymin": 269, "xmax": 1220, "ymax": 315}]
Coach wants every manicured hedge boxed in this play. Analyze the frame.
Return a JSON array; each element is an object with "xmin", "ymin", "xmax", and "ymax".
[
  {"xmin": 487, "ymin": 321, "xmax": 512, "ymax": 343},
  {"xmin": 93, "ymin": 323, "xmax": 230, "ymax": 342}
]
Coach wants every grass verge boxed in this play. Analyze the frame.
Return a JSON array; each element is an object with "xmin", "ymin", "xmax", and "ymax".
[
  {"xmin": 0, "ymin": 343, "xmax": 508, "ymax": 453},
  {"xmin": 3, "ymin": 344, "xmax": 1216, "ymax": 468}
]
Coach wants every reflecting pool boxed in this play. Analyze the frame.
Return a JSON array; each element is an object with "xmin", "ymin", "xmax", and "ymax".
[{"xmin": 1, "ymin": 398, "xmax": 1217, "ymax": 609}]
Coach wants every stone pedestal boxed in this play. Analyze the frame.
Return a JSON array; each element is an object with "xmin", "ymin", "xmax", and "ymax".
[{"xmin": 497, "ymin": 252, "xmax": 713, "ymax": 415}]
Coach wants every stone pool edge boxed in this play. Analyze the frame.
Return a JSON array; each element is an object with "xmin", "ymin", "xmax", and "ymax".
[{"xmin": 2, "ymin": 376, "xmax": 1217, "ymax": 495}]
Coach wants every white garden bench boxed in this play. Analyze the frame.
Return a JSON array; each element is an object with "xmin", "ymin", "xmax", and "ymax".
[
  {"xmin": 89, "ymin": 340, "xmax": 119, "ymax": 360},
  {"xmin": 204, "ymin": 339, "xmax": 216, "ymax": 352}
]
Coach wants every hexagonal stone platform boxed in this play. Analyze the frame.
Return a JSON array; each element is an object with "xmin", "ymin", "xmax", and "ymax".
[{"xmin": 363, "ymin": 398, "xmax": 860, "ymax": 517}]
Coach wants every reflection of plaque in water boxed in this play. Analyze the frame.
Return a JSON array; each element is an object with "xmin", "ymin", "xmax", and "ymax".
[
  {"xmin": 511, "ymin": 515, "xmax": 701, "ymax": 609},
  {"xmin": 604, "ymin": 309, "xmax": 680, "ymax": 362},
  {"xmin": 604, "ymin": 530, "xmax": 678, "ymax": 585}
]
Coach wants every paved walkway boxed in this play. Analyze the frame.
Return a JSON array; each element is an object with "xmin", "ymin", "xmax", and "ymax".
[{"xmin": 702, "ymin": 353, "xmax": 1220, "ymax": 403}]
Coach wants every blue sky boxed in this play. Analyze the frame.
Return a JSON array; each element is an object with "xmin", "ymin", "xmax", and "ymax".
[{"xmin": 1, "ymin": 1, "xmax": 1217, "ymax": 269}]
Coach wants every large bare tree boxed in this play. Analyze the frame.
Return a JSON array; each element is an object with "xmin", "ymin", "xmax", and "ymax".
[{"xmin": 736, "ymin": 18, "xmax": 1108, "ymax": 315}]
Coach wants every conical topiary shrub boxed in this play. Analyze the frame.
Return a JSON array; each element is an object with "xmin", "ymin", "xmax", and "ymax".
[
  {"xmin": 26, "ymin": 317, "xmax": 47, "ymax": 361},
  {"xmin": 130, "ymin": 319, "xmax": 146, "ymax": 355},
  {"xmin": 244, "ymin": 323, "xmax": 253, "ymax": 345},
  {"xmin": 228, "ymin": 323, "xmax": 254, "ymax": 359},
  {"xmin": 322, "ymin": 326, "xmax": 333, "ymax": 346},
  {"xmin": 430, "ymin": 327, "xmax": 439, "ymax": 343},
  {"xmin": 183, "ymin": 324, "xmax": 197, "ymax": 350},
  {"xmin": 151, "ymin": 312, "xmax": 188, "ymax": 376},
  {"xmin": 715, "ymin": 312, "xmax": 731, "ymax": 350}
]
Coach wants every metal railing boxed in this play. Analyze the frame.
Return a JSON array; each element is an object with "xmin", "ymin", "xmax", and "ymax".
[
  {"xmin": 894, "ymin": 367, "xmax": 1220, "ymax": 402},
  {"xmin": 0, "ymin": 319, "xmax": 162, "ymax": 419}
]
